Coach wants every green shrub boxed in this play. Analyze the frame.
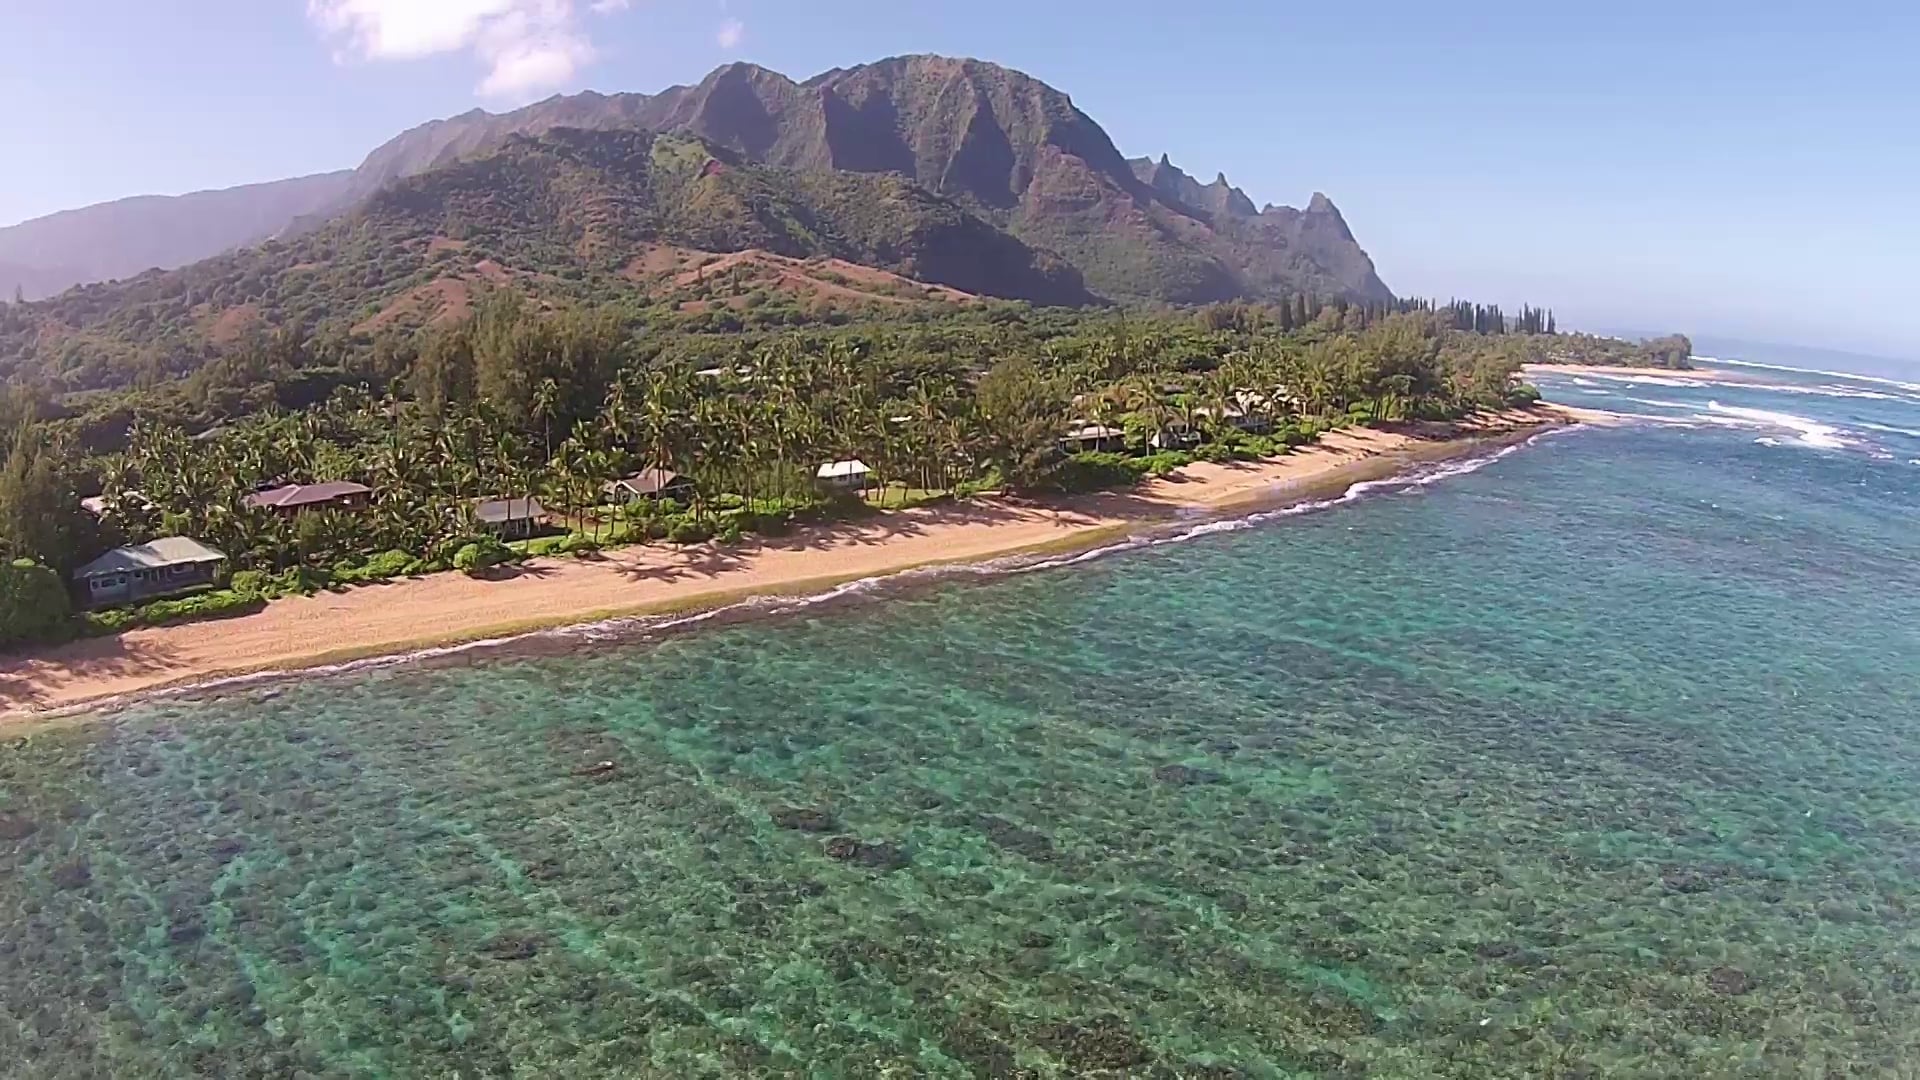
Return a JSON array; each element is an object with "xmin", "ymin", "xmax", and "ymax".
[
  {"xmin": 332, "ymin": 549, "xmax": 417, "ymax": 585},
  {"xmin": 1137, "ymin": 451, "xmax": 1195, "ymax": 477},
  {"xmin": 0, "ymin": 559, "xmax": 73, "ymax": 649},
  {"xmin": 82, "ymin": 589, "xmax": 266, "ymax": 636},
  {"xmin": 229, "ymin": 569, "xmax": 270, "ymax": 599},
  {"xmin": 83, "ymin": 608, "xmax": 138, "ymax": 636},
  {"xmin": 667, "ymin": 518, "xmax": 713, "ymax": 545},
  {"xmin": 453, "ymin": 536, "xmax": 513, "ymax": 575},
  {"xmin": 1054, "ymin": 451, "xmax": 1146, "ymax": 493},
  {"xmin": 132, "ymin": 590, "xmax": 265, "ymax": 627},
  {"xmin": 558, "ymin": 534, "xmax": 601, "ymax": 557}
]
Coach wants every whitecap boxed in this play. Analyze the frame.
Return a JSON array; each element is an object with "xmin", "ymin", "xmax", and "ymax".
[
  {"xmin": 1709, "ymin": 356, "xmax": 1920, "ymax": 396},
  {"xmin": 1860, "ymin": 421, "xmax": 1920, "ymax": 439},
  {"xmin": 1706, "ymin": 401, "xmax": 1849, "ymax": 449}
]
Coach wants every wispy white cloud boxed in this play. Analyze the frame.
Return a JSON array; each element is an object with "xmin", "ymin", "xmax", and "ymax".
[
  {"xmin": 307, "ymin": 0, "xmax": 628, "ymax": 101},
  {"xmin": 715, "ymin": 16, "xmax": 744, "ymax": 49}
]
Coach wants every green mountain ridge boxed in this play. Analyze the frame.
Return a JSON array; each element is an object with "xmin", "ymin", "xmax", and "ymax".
[
  {"xmin": 0, "ymin": 129, "xmax": 1093, "ymax": 389},
  {"xmin": 0, "ymin": 54, "xmax": 1390, "ymax": 312},
  {"xmin": 340, "ymin": 55, "xmax": 1392, "ymax": 306}
]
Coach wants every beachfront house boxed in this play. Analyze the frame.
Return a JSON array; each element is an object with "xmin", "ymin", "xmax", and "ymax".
[
  {"xmin": 71, "ymin": 537, "xmax": 227, "ymax": 610},
  {"xmin": 816, "ymin": 459, "xmax": 872, "ymax": 493},
  {"xmin": 245, "ymin": 481, "xmax": 373, "ymax": 516},
  {"xmin": 473, "ymin": 496, "xmax": 549, "ymax": 540},
  {"xmin": 1194, "ymin": 403, "xmax": 1273, "ymax": 435},
  {"xmin": 1061, "ymin": 424, "xmax": 1126, "ymax": 454},
  {"xmin": 604, "ymin": 468, "xmax": 694, "ymax": 504},
  {"xmin": 1149, "ymin": 422, "xmax": 1203, "ymax": 451}
]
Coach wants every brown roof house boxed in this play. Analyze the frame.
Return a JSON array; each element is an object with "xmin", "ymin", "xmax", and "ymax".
[{"xmin": 244, "ymin": 481, "xmax": 373, "ymax": 515}]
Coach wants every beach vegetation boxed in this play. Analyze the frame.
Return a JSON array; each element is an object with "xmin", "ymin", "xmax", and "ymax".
[
  {"xmin": 453, "ymin": 537, "xmax": 514, "ymax": 575},
  {"xmin": 0, "ymin": 296, "xmax": 1558, "ymax": 647},
  {"xmin": 0, "ymin": 558, "xmax": 73, "ymax": 647}
]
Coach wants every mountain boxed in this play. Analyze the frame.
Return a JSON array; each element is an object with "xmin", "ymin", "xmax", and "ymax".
[
  {"xmin": 1130, "ymin": 155, "xmax": 1260, "ymax": 221},
  {"xmin": 0, "ymin": 129, "xmax": 1092, "ymax": 388},
  {"xmin": 343, "ymin": 56, "xmax": 1391, "ymax": 306},
  {"xmin": 1, "ymin": 55, "xmax": 1391, "ymax": 310},
  {"xmin": 0, "ymin": 172, "xmax": 354, "ymax": 300}
]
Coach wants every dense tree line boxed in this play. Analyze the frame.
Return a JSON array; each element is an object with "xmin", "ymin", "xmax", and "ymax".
[{"xmin": 0, "ymin": 298, "xmax": 1550, "ymax": 644}]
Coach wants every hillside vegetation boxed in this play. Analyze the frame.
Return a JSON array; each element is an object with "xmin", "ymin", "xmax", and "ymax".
[
  {"xmin": 0, "ymin": 130, "xmax": 1088, "ymax": 393},
  {"xmin": 0, "ymin": 54, "xmax": 1391, "ymax": 316}
]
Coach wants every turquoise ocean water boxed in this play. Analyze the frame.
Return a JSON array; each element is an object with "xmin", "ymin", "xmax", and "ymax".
[{"xmin": 3, "ymin": 358, "xmax": 1920, "ymax": 1077}]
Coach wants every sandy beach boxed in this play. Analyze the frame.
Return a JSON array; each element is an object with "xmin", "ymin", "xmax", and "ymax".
[{"xmin": 0, "ymin": 410, "xmax": 1566, "ymax": 720}]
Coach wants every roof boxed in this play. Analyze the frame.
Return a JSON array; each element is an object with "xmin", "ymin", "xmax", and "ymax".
[
  {"xmin": 80, "ymin": 490, "xmax": 152, "ymax": 516},
  {"xmin": 816, "ymin": 460, "xmax": 871, "ymax": 479},
  {"xmin": 604, "ymin": 468, "xmax": 687, "ymax": 496},
  {"xmin": 74, "ymin": 537, "xmax": 227, "ymax": 579},
  {"xmin": 244, "ymin": 481, "xmax": 372, "ymax": 510},
  {"xmin": 474, "ymin": 496, "xmax": 547, "ymax": 524},
  {"xmin": 1064, "ymin": 424, "xmax": 1124, "ymax": 440}
]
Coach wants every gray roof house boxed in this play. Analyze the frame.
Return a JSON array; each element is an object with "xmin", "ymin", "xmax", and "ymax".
[
  {"xmin": 473, "ymin": 496, "xmax": 549, "ymax": 539},
  {"xmin": 72, "ymin": 537, "xmax": 228, "ymax": 610},
  {"xmin": 604, "ymin": 468, "xmax": 693, "ymax": 503}
]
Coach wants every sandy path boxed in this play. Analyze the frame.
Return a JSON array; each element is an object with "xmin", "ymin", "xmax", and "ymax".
[{"xmin": 0, "ymin": 415, "xmax": 1559, "ymax": 719}]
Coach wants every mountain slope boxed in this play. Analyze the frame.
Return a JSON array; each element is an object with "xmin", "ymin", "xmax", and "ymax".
[
  {"xmin": 2, "ymin": 55, "xmax": 1392, "ymax": 309},
  {"xmin": 0, "ymin": 172, "xmax": 354, "ymax": 300},
  {"xmin": 0, "ymin": 129, "xmax": 1088, "ymax": 389}
]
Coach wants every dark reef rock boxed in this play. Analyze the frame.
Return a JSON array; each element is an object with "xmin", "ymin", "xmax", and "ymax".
[
  {"xmin": 1707, "ymin": 966, "xmax": 1754, "ymax": 996},
  {"xmin": 1662, "ymin": 869, "xmax": 1713, "ymax": 894},
  {"xmin": 968, "ymin": 814, "xmax": 1054, "ymax": 859},
  {"xmin": 50, "ymin": 859, "xmax": 92, "ymax": 891},
  {"xmin": 1152, "ymin": 764, "xmax": 1224, "ymax": 786},
  {"xmin": 485, "ymin": 931, "xmax": 547, "ymax": 961},
  {"xmin": 1039, "ymin": 1016, "xmax": 1154, "ymax": 1069},
  {"xmin": 0, "ymin": 812, "xmax": 37, "ymax": 841},
  {"xmin": 771, "ymin": 806, "xmax": 837, "ymax": 833},
  {"xmin": 824, "ymin": 836, "xmax": 909, "ymax": 871}
]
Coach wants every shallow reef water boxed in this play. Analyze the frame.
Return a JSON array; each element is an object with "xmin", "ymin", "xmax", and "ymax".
[{"xmin": 3, "ymin": 417, "xmax": 1920, "ymax": 1077}]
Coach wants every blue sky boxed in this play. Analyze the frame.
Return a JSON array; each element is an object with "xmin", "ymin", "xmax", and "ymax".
[{"xmin": 3, "ymin": 1, "xmax": 1917, "ymax": 356}]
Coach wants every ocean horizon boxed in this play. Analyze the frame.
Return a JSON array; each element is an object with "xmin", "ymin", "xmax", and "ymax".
[{"xmin": 3, "ymin": 353, "xmax": 1918, "ymax": 1076}]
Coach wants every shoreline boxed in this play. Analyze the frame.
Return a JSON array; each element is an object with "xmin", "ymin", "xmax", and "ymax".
[
  {"xmin": 0, "ymin": 411, "xmax": 1569, "ymax": 726},
  {"xmin": 1522, "ymin": 361, "xmax": 1768, "ymax": 383}
]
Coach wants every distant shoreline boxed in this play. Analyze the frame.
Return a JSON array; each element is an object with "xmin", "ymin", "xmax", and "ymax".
[
  {"xmin": 1522, "ymin": 361, "xmax": 1770, "ymax": 383},
  {"xmin": 0, "ymin": 409, "xmax": 1570, "ymax": 727}
]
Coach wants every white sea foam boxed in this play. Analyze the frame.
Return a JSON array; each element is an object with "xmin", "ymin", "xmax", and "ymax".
[
  {"xmin": 1589, "ymin": 373, "xmax": 1711, "ymax": 389},
  {"xmin": 1709, "ymin": 356, "xmax": 1920, "ymax": 395},
  {"xmin": 1861, "ymin": 421, "xmax": 1920, "ymax": 439},
  {"xmin": 1754, "ymin": 437, "xmax": 1782, "ymax": 447},
  {"xmin": 1705, "ymin": 401, "xmax": 1848, "ymax": 449}
]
